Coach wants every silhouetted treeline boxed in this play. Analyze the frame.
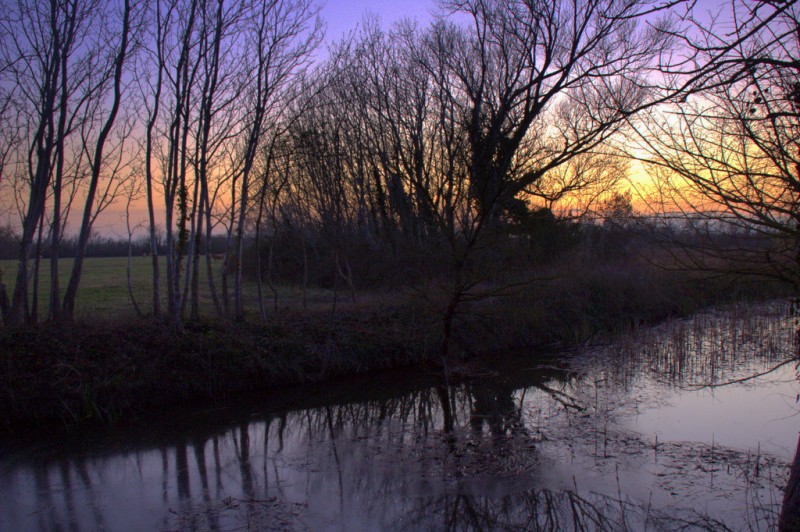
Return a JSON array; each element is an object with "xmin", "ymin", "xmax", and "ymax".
[
  {"xmin": 0, "ymin": 228, "xmax": 230, "ymax": 260},
  {"xmin": 1, "ymin": 0, "xmax": 796, "ymax": 329},
  {"xmin": 246, "ymin": 208, "xmax": 584, "ymax": 290}
]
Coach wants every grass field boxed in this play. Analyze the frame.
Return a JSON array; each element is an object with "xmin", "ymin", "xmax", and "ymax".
[
  {"xmin": 0, "ymin": 256, "xmax": 275, "ymax": 320},
  {"xmin": 1, "ymin": 256, "xmax": 170, "ymax": 319},
  {"xmin": 0, "ymin": 258, "xmax": 430, "ymax": 428},
  {"xmin": 0, "ymin": 256, "xmax": 402, "ymax": 321}
]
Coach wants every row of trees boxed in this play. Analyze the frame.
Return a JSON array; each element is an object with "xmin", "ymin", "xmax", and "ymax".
[
  {"xmin": 0, "ymin": 0, "xmax": 798, "ymax": 331},
  {"xmin": 0, "ymin": 225, "xmax": 235, "ymax": 260},
  {"xmin": 0, "ymin": 0, "xmax": 322, "ymax": 326}
]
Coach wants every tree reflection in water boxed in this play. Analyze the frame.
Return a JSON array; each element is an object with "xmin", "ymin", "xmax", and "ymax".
[
  {"xmin": 0, "ymin": 302, "xmax": 796, "ymax": 531},
  {"xmin": 780, "ymin": 308, "xmax": 800, "ymax": 532},
  {"xmin": 402, "ymin": 488, "xmax": 732, "ymax": 531}
]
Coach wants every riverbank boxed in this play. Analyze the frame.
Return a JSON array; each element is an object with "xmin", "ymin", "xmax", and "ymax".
[
  {"xmin": 0, "ymin": 270, "xmax": 790, "ymax": 431},
  {"xmin": 0, "ymin": 308, "xmax": 434, "ymax": 430},
  {"xmin": 1, "ymin": 300, "xmax": 795, "ymax": 532}
]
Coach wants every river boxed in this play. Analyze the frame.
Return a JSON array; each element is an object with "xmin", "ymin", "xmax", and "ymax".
[{"xmin": 1, "ymin": 301, "xmax": 798, "ymax": 530}]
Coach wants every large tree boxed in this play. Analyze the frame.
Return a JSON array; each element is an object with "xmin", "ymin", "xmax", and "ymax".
[
  {"xmin": 634, "ymin": 0, "xmax": 800, "ymax": 287},
  {"xmin": 427, "ymin": 0, "xmax": 681, "ymax": 352},
  {"xmin": 61, "ymin": 0, "xmax": 136, "ymax": 321},
  {"xmin": 626, "ymin": 4, "xmax": 800, "ymax": 527},
  {"xmin": 263, "ymin": 1, "xmax": 685, "ymax": 354},
  {"xmin": 229, "ymin": 0, "xmax": 322, "ymax": 322}
]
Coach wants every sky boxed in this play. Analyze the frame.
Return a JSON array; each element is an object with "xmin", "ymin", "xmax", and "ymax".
[
  {"xmin": 83, "ymin": 0, "xmax": 441, "ymax": 238},
  {"xmin": 0, "ymin": 0, "xmax": 741, "ymax": 238},
  {"xmin": 321, "ymin": 0, "xmax": 435, "ymax": 43},
  {"xmin": 19, "ymin": 0, "xmax": 442, "ymax": 240}
]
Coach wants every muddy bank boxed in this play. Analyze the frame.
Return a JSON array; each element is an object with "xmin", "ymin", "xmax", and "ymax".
[
  {"xmin": 0, "ymin": 311, "xmax": 433, "ymax": 430},
  {"xmin": 0, "ymin": 289, "xmax": 788, "ymax": 431}
]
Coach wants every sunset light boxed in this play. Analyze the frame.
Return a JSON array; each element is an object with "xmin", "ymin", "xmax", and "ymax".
[{"xmin": 1, "ymin": 1, "xmax": 799, "ymax": 530}]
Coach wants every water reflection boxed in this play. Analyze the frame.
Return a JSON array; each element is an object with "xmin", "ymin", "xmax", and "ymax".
[
  {"xmin": 0, "ymin": 302, "xmax": 796, "ymax": 531},
  {"xmin": 394, "ymin": 488, "xmax": 734, "ymax": 531}
]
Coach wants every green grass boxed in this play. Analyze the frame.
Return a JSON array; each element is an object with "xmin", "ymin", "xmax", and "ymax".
[
  {"xmin": 0, "ymin": 256, "xmax": 262, "ymax": 320},
  {"xmin": 0, "ymin": 256, "xmax": 165, "ymax": 319},
  {"xmin": 0, "ymin": 256, "xmax": 381, "ymax": 321}
]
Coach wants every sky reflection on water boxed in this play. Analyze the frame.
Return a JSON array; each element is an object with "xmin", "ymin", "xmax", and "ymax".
[{"xmin": 0, "ymin": 302, "xmax": 797, "ymax": 530}]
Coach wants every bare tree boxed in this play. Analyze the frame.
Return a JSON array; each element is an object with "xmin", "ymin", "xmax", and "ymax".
[
  {"xmin": 634, "ymin": 0, "xmax": 800, "ymax": 286},
  {"xmin": 189, "ymin": 0, "xmax": 247, "ymax": 321},
  {"xmin": 229, "ymin": 0, "xmax": 322, "ymax": 321},
  {"xmin": 523, "ymin": 152, "xmax": 628, "ymax": 219},
  {"xmin": 421, "ymin": 0, "xmax": 681, "ymax": 354},
  {"xmin": 135, "ymin": 0, "xmax": 171, "ymax": 317},
  {"xmin": 61, "ymin": 0, "xmax": 136, "ymax": 321},
  {"xmin": 258, "ymin": 2, "xmax": 680, "ymax": 355},
  {"xmin": 147, "ymin": 0, "xmax": 205, "ymax": 329},
  {"xmin": 626, "ymin": 5, "xmax": 800, "ymax": 525},
  {"xmin": 124, "ymin": 165, "xmax": 144, "ymax": 318},
  {"xmin": 0, "ymin": 0, "xmax": 136, "ymax": 325}
]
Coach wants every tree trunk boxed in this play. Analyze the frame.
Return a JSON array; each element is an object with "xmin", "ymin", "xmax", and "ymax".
[
  {"xmin": 780, "ymin": 435, "xmax": 800, "ymax": 532},
  {"xmin": 48, "ymin": 56, "xmax": 70, "ymax": 324},
  {"xmin": 9, "ymin": 149, "xmax": 54, "ymax": 327},
  {"xmin": 267, "ymin": 235, "xmax": 278, "ymax": 312},
  {"xmin": 181, "ymin": 181, "xmax": 199, "ymax": 317},
  {"xmin": 256, "ymin": 233, "xmax": 266, "ymax": 323},
  {"xmin": 9, "ymin": 238, "xmax": 33, "ymax": 327},
  {"xmin": 30, "ymin": 213, "xmax": 45, "ymax": 324},
  {"xmin": 0, "ymin": 279, "xmax": 9, "ymax": 325},
  {"xmin": 189, "ymin": 231, "xmax": 201, "ymax": 322},
  {"xmin": 126, "ymin": 236, "xmax": 142, "ymax": 318},
  {"xmin": 145, "ymin": 1, "xmax": 165, "ymax": 318},
  {"xmin": 201, "ymin": 178, "xmax": 223, "ymax": 318},
  {"xmin": 7, "ymin": 0, "xmax": 63, "ymax": 327},
  {"xmin": 441, "ymin": 272, "xmax": 465, "ymax": 359},
  {"xmin": 165, "ymin": 205, "xmax": 176, "ymax": 324},
  {"xmin": 221, "ymin": 225, "xmax": 233, "ymax": 317},
  {"xmin": 62, "ymin": 0, "xmax": 131, "ymax": 321},
  {"xmin": 301, "ymin": 233, "xmax": 308, "ymax": 310}
]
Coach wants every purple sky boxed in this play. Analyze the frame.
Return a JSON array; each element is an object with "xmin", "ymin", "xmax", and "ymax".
[
  {"xmin": 0, "ymin": 0, "xmax": 743, "ymax": 237},
  {"xmin": 319, "ymin": 0, "xmax": 734, "ymax": 43},
  {"xmin": 321, "ymin": 0, "xmax": 436, "ymax": 42}
]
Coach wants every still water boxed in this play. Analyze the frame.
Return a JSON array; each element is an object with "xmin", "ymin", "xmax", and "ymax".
[{"xmin": 1, "ymin": 302, "xmax": 798, "ymax": 530}]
